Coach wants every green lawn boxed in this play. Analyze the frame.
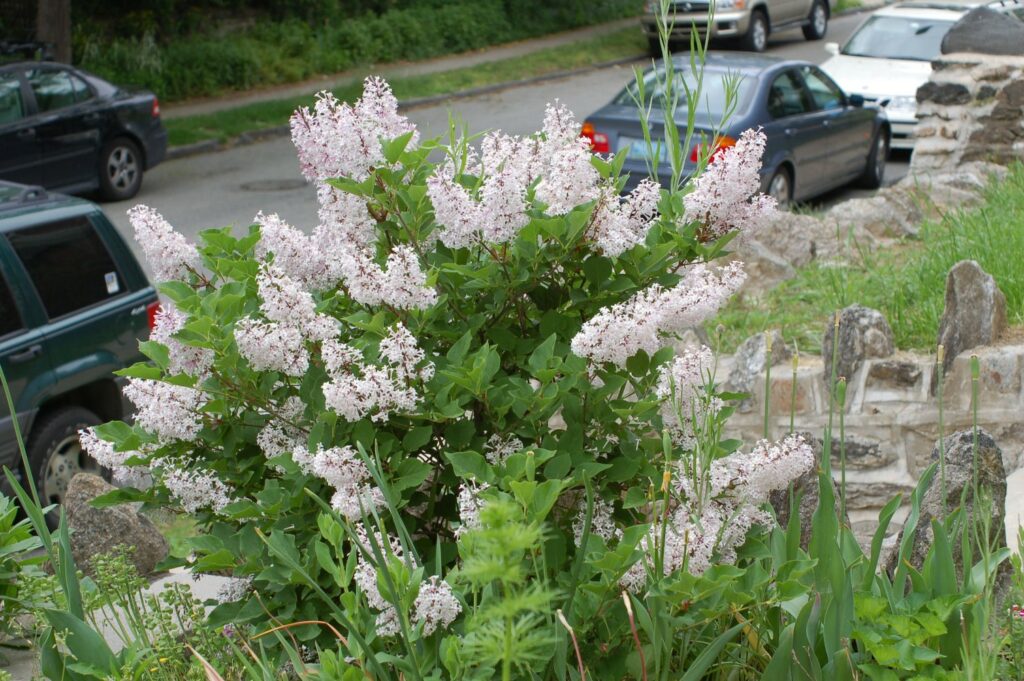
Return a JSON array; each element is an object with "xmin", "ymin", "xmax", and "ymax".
[
  {"xmin": 714, "ymin": 163, "xmax": 1024, "ymax": 354},
  {"xmin": 165, "ymin": 27, "xmax": 647, "ymax": 148}
]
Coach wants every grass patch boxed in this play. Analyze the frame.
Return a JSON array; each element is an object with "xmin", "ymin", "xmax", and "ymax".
[
  {"xmin": 164, "ymin": 26, "xmax": 646, "ymax": 147},
  {"xmin": 714, "ymin": 163, "xmax": 1024, "ymax": 354},
  {"xmin": 835, "ymin": 0, "xmax": 863, "ymax": 12}
]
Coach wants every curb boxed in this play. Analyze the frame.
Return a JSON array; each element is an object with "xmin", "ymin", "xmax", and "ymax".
[{"xmin": 165, "ymin": 53, "xmax": 646, "ymax": 161}]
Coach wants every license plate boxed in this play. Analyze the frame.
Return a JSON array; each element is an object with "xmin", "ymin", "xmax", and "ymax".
[{"xmin": 617, "ymin": 136, "xmax": 668, "ymax": 164}]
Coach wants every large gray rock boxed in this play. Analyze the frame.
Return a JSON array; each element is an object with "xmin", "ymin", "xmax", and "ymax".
[
  {"xmin": 822, "ymin": 305, "xmax": 895, "ymax": 387},
  {"xmin": 728, "ymin": 330, "xmax": 791, "ymax": 413},
  {"xmin": 936, "ymin": 260, "xmax": 1007, "ymax": 376},
  {"xmin": 886, "ymin": 430, "xmax": 1007, "ymax": 578},
  {"xmin": 65, "ymin": 473, "xmax": 169, "ymax": 578},
  {"xmin": 940, "ymin": 7, "xmax": 1024, "ymax": 56}
]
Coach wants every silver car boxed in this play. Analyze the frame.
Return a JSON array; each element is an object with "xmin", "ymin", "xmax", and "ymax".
[{"xmin": 642, "ymin": 0, "xmax": 837, "ymax": 53}]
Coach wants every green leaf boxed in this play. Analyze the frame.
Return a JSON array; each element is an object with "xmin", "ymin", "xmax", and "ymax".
[
  {"xmin": 43, "ymin": 610, "xmax": 117, "ymax": 675},
  {"xmin": 582, "ymin": 255, "xmax": 613, "ymax": 286},
  {"xmin": 527, "ymin": 334, "xmax": 557, "ymax": 376},
  {"xmin": 393, "ymin": 458, "xmax": 431, "ymax": 493},
  {"xmin": 138, "ymin": 340, "xmax": 169, "ymax": 370},
  {"xmin": 402, "ymin": 425, "xmax": 434, "ymax": 452},
  {"xmin": 445, "ymin": 450, "xmax": 494, "ymax": 483},
  {"xmin": 383, "ymin": 130, "xmax": 416, "ymax": 165},
  {"xmin": 446, "ymin": 332, "xmax": 472, "ymax": 364},
  {"xmin": 88, "ymin": 487, "xmax": 149, "ymax": 508},
  {"xmin": 625, "ymin": 350, "xmax": 649, "ymax": 376}
]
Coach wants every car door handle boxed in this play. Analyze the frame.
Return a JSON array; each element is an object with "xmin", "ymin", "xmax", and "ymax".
[
  {"xmin": 7, "ymin": 345, "xmax": 42, "ymax": 364},
  {"xmin": 784, "ymin": 128, "xmax": 796, "ymax": 137},
  {"xmin": 16, "ymin": 128, "xmax": 35, "ymax": 139},
  {"xmin": 822, "ymin": 119, "xmax": 832, "ymax": 128}
]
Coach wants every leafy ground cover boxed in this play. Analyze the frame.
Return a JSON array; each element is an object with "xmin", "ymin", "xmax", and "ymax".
[
  {"xmin": 164, "ymin": 26, "xmax": 646, "ymax": 147},
  {"xmin": 714, "ymin": 162, "xmax": 1024, "ymax": 354}
]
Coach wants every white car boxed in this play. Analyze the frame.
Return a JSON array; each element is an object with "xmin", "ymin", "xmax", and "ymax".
[{"xmin": 821, "ymin": 0, "xmax": 1024, "ymax": 149}]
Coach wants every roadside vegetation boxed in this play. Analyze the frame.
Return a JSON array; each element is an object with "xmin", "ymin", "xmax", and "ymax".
[
  {"xmin": 163, "ymin": 26, "xmax": 646, "ymax": 147},
  {"xmin": 65, "ymin": 0, "xmax": 641, "ymax": 103},
  {"xmin": 714, "ymin": 162, "xmax": 1024, "ymax": 353}
]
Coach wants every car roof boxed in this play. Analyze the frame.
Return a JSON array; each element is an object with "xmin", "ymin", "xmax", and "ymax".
[
  {"xmin": 0, "ymin": 182, "xmax": 95, "ymax": 225},
  {"xmin": 874, "ymin": 0, "xmax": 1016, "ymax": 18},
  {"xmin": 664, "ymin": 51, "xmax": 804, "ymax": 75}
]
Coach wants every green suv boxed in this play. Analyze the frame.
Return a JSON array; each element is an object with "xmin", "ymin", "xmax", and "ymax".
[{"xmin": 0, "ymin": 181, "xmax": 157, "ymax": 509}]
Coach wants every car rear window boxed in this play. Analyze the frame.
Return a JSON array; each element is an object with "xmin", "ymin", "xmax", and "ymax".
[
  {"xmin": 842, "ymin": 15, "xmax": 956, "ymax": 61},
  {"xmin": 0, "ymin": 271, "xmax": 23, "ymax": 337},
  {"xmin": 0, "ymin": 74, "xmax": 24, "ymax": 125},
  {"xmin": 6, "ymin": 216, "xmax": 125, "ymax": 319},
  {"xmin": 615, "ymin": 68, "xmax": 755, "ymax": 118}
]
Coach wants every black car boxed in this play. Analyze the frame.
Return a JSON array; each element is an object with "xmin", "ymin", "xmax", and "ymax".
[
  {"xmin": 581, "ymin": 53, "xmax": 890, "ymax": 204},
  {"xmin": 0, "ymin": 181, "xmax": 158, "ymax": 511},
  {"xmin": 0, "ymin": 62, "xmax": 167, "ymax": 201}
]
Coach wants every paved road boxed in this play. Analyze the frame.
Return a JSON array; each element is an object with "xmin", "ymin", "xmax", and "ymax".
[{"xmin": 108, "ymin": 12, "xmax": 905, "ymax": 269}]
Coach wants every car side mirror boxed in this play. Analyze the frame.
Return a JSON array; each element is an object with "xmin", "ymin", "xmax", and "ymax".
[
  {"xmin": 825, "ymin": 42, "xmax": 840, "ymax": 56},
  {"xmin": 848, "ymin": 93, "xmax": 864, "ymax": 107}
]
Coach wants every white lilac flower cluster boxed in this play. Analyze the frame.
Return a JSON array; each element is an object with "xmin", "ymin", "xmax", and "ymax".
[
  {"xmin": 150, "ymin": 303, "xmax": 214, "ymax": 378},
  {"xmin": 572, "ymin": 496, "xmax": 622, "ymax": 547},
  {"xmin": 127, "ymin": 205, "xmax": 202, "ymax": 282},
  {"xmin": 122, "ymin": 379, "xmax": 205, "ymax": 443},
  {"xmin": 570, "ymin": 262, "xmax": 746, "ymax": 367},
  {"xmin": 483, "ymin": 433, "xmax": 524, "ymax": 466},
  {"xmin": 322, "ymin": 323, "xmax": 433, "ymax": 423},
  {"xmin": 78, "ymin": 428, "xmax": 150, "ymax": 486},
  {"xmin": 413, "ymin": 577, "xmax": 462, "ymax": 636},
  {"xmin": 683, "ymin": 128, "xmax": 777, "ymax": 242},
  {"xmin": 620, "ymin": 434, "xmax": 814, "ymax": 591},
  {"xmin": 256, "ymin": 396, "xmax": 306, "ymax": 463},
  {"xmin": 161, "ymin": 461, "xmax": 233, "ymax": 514},
  {"xmin": 215, "ymin": 575, "xmax": 254, "ymax": 604},
  {"xmin": 427, "ymin": 101, "xmax": 660, "ymax": 255},
  {"xmin": 655, "ymin": 345, "xmax": 719, "ymax": 448},
  {"xmin": 292, "ymin": 444, "xmax": 385, "ymax": 520},
  {"xmin": 455, "ymin": 481, "xmax": 490, "ymax": 538}
]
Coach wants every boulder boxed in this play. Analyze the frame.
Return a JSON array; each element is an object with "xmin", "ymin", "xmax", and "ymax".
[
  {"xmin": 65, "ymin": 473, "xmax": 169, "ymax": 578},
  {"xmin": 936, "ymin": 260, "xmax": 1007, "ymax": 376},
  {"xmin": 727, "ymin": 329, "xmax": 790, "ymax": 413},
  {"xmin": 824, "ymin": 186, "xmax": 924, "ymax": 239},
  {"xmin": 940, "ymin": 8, "xmax": 1024, "ymax": 56},
  {"xmin": 885, "ymin": 430, "xmax": 1007, "ymax": 579},
  {"xmin": 822, "ymin": 305, "xmax": 895, "ymax": 387}
]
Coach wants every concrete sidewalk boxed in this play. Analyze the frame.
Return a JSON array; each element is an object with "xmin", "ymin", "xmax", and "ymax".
[{"xmin": 163, "ymin": 17, "xmax": 641, "ymax": 121}]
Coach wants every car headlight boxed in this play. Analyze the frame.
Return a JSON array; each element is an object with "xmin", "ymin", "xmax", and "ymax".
[
  {"xmin": 885, "ymin": 96, "xmax": 917, "ymax": 113},
  {"xmin": 716, "ymin": 0, "xmax": 747, "ymax": 8}
]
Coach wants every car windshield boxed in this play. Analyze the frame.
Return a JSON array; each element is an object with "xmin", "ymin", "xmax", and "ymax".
[
  {"xmin": 842, "ymin": 15, "xmax": 956, "ymax": 60},
  {"xmin": 614, "ymin": 67, "xmax": 755, "ymax": 118}
]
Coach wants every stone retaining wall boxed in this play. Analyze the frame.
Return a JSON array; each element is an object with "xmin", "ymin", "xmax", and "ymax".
[{"xmin": 721, "ymin": 343, "xmax": 1024, "ymax": 535}]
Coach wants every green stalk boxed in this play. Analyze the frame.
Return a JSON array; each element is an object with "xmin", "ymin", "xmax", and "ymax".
[
  {"xmin": 503, "ymin": 615, "xmax": 513, "ymax": 681},
  {"xmin": 763, "ymin": 332, "xmax": 773, "ymax": 440},
  {"xmin": 837, "ymin": 377, "xmax": 847, "ymax": 522},
  {"xmin": 937, "ymin": 344, "xmax": 947, "ymax": 515},
  {"xmin": 0, "ymin": 364, "xmax": 41, "ymax": 511},
  {"xmin": 970, "ymin": 354, "xmax": 980, "ymax": 525},
  {"xmin": 789, "ymin": 345, "xmax": 799, "ymax": 435}
]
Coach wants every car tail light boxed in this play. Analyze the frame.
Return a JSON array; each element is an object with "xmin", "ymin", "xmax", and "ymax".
[
  {"xmin": 146, "ymin": 301, "xmax": 161, "ymax": 331},
  {"xmin": 689, "ymin": 135, "xmax": 737, "ymax": 163},
  {"xmin": 151, "ymin": 97, "xmax": 161, "ymax": 118},
  {"xmin": 581, "ymin": 121, "xmax": 610, "ymax": 153}
]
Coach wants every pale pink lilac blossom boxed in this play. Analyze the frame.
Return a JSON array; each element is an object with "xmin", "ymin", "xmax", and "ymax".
[
  {"xmin": 571, "ymin": 262, "xmax": 746, "ymax": 367},
  {"xmin": 161, "ymin": 463, "xmax": 233, "ymax": 514},
  {"xmin": 683, "ymin": 128, "xmax": 777, "ymax": 242},
  {"xmin": 572, "ymin": 496, "xmax": 622, "ymax": 547},
  {"xmin": 413, "ymin": 577, "xmax": 462, "ymax": 636},
  {"xmin": 256, "ymin": 265, "xmax": 337, "ymax": 342},
  {"xmin": 150, "ymin": 303, "xmax": 214, "ymax": 378},
  {"xmin": 455, "ymin": 481, "xmax": 490, "ymax": 538},
  {"xmin": 127, "ymin": 205, "xmax": 202, "ymax": 282},
  {"xmin": 300, "ymin": 444, "xmax": 386, "ymax": 520},
  {"xmin": 256, "ymin": 396, "xmax": 306, "ymax": 460},
  {"xmin": 234, "ymin": 318, "xmax": 309, "ymax": 377},
  {"xmin": 534, "ymin": 102, "xmax": 601, "ymax": 215},
  {"xmin": 79, "ymin": 428, "xmax": 151, "ymax": 486},
  {"xmin": 123, "ymin": 379, "xmax": 205, "ymax": 442},
  {"xmin": 352, "ymin": 526, "xmax": 414, "ymax": 637},
  {"xmin": 655, "ymin": 345, "xmax": 718, "ymax": 447},
  {"xmin": 483, "ymin": 433, "xmax": 523, "ymax": 466},
  {"xmin": 588, "ymin": 179, "xmax": 661, "ymax": 257}
]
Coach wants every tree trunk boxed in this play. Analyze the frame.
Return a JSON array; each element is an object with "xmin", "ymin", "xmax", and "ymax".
[{"xmin": 36, "ymin": 0, "xmax": 72, "ymax": 63}]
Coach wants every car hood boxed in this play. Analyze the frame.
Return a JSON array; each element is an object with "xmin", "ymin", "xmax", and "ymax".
[{"xmin": 820, "ymin": 54, "xmax": 933, "ymax": 99}]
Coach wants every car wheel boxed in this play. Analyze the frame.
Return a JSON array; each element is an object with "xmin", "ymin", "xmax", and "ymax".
[
  {"xmin": 26, "ymin": 407, "xmax": 104, "ymax": 528},
  {"xmin": 802, "ymin": 0, "xmax": 828, "ymax": 40},
  {"xmin": 858, "ymin": 130, "xmax": 888, "ymax": 189},
  {"xmin": 98, "ymin": 137, "xmax": 144, "ymax": 201},
  {"xmin": 767, "ymin": 166, "xmax": 793, "ymax": 207},
  {"xmin": 741, "ymin": 11, "xmax": 769, "ymax": 52}
]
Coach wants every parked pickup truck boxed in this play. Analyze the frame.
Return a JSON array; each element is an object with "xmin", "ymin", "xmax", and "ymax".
[{"xmin": 0, "ymin": 181, "xmax": 157, "ymax": 514}]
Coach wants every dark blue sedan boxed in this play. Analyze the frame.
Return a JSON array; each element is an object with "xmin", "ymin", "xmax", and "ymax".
[{"xmin": 581, "ymin": 53, "xmax": 890, "ymax": 204}]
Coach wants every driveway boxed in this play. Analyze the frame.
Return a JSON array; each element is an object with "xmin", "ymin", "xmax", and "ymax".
[{"xmin": 106, "ymin": 13, "xmax": 906, "ymax": 270}]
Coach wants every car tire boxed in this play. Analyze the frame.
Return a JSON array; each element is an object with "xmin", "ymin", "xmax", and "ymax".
[
  {"xmin": 26, "ymin": 407, "xmax": 104, "ymax": 527},
  {"xmin": 858, "ymin": 129, "xmax": 889, "ymax": 189},
  {"xmin": 766, "ymin": 166, "xmax": 793, "ymax": 207},
  {"xmin": 98, "ymin": 137, "xmax": 144, "ymax": 201},
  {"xmin": 741, "ymin": 10, "xmax": 769, "ymax": 52},
  {"xmin": 802, "ymin": 0, "xmax": 828, "ymax": 40}
]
